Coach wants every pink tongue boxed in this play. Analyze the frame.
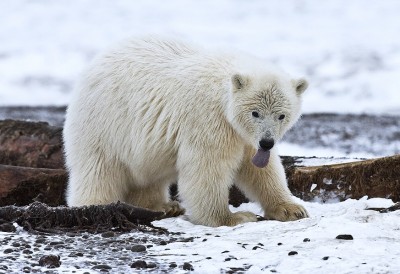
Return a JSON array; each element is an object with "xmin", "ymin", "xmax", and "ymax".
[{"xmin": 252, "ymin": 148, "xmax": 271, "ymax": 168}]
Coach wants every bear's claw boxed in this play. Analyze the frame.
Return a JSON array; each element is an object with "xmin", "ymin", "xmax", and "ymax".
[
  {"xmin": 163, "ymin": 201, "xmax": 186, "ymax": 217},
  {"xmin": 265, "ymin": 202, "xmax": 309, "ymax": 221}
]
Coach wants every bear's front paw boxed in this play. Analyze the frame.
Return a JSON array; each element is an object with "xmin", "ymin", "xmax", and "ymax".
[
  {"xmin": 265, "ymin": 202, "xmax": 309, "ymax": 221},
  {"xmin": 163, "ymin": 201, "xmax": 186, "ymax": 217},
  {"xmin": 227, "ymin": 211, "xmax": 258, "ymax": 226}
]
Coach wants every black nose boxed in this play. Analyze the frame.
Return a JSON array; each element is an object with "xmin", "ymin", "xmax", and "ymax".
[{"xmin": 259, "ymin": 138, "xmax": 274, "ymax": 150}]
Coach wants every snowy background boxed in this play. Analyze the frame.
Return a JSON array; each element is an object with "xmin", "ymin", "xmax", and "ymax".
[
  {"xmin": 0, "ymin": 0, "xmax": 400, "ymax": 114},
  {"xmin": 0, "ymin": 1, "xmax": 399, "ymax": 273}
]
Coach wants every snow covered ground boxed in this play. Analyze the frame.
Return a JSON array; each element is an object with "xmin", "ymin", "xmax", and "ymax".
[
  {"xmin": 0, "ymin": 0, "xmax": 400, "ymax": 114},
  {"xmin": 1, "ymin": 198, "xmax": 399, "ymax": 273}
]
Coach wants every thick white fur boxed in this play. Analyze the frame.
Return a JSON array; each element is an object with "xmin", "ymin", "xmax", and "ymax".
[{"xmin": 63, "ymin": 36, "xmax": 309, "ymax": 227}]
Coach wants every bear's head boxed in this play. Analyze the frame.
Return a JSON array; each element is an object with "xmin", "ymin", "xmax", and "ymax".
[{"xmin": 227, "ymin": 72, "xmax": 308, "ymax": 168}]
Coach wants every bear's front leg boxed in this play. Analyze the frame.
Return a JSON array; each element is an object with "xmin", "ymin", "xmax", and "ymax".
[
  {"xmin": 177, "ymin": 146, "xmax": 258, "ymax": 227},
  {"xmin": 236, "ymin": 148, "xmax": 309, "ymax": 221}
]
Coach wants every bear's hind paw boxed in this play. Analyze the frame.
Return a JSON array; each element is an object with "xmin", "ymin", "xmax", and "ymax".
[
  {"xmin": 163, "ymin": 201, "xmax": 186, "ymax": 217},
  {"xmin": 227, "ymin": 211, "xmax": 258, "ymax": 226}
]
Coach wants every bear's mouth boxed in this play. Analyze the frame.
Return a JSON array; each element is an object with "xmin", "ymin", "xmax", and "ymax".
[{"xmin": 252, "ymin": 148, "xmax": 271, "ymax": 168}]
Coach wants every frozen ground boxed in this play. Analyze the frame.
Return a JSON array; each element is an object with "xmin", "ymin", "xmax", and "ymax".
[
  {"xmin": 0, "ymin": 0, "xmax": 400, "ymax": 114},
  {"xmin": 1, "ymin": 198, "xmax": 399, "ymax": 273}
]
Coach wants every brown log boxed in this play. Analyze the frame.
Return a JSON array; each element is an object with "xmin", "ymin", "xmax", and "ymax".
[
  {"xmin": 1, "ymin": 155, "xmax": 400, "ymax": 207},
  {"xmin": 0, "ymin": 164, "xmax": 67, "ymax": 206},
  {"xmin": 1, "ymin": 120, "xmax": 399, "ymax": 206},
  {"xmin": 0, "ymin": 119, "xmax": 64, "ymax": 168},
  {"xmin": 287, "ymin": 154, "xmax": 400, "ymax": 202}
]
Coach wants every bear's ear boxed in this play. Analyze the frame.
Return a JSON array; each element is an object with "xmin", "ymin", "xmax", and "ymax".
[
  {"xmin": 292, "ymin": 78, "xmax": 308, "ymax": 95},
  {"xmin": 231, "ymin": 74, "xmax": 248, "ymax": 91}
]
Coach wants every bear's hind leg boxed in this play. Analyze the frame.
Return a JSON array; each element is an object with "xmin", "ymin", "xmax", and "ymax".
[
  {"xmin": 66, "ymin": 156, "xmax": 129, "ymax": 207},
  {"xmin": 126, "ymin": 183, "xmax": 185, "ymax": 217}
]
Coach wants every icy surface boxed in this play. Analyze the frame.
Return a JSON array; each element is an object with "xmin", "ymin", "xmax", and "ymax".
[
  {"xmin": 1, "ymin": 198, "xmax": 399, "ymax": 273},
  {"xmin": 0, "ymin": 0, "xmax": 400, "ymax": 114}
]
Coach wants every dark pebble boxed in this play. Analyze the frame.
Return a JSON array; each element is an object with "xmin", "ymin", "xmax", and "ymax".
[
  {"xmin": 131, "ymin": 245, "xmax": 146, "ymax": 252},
  {"xmin": 169, "ymin": 263, "xmax": 177, "ymax": 268},
  {"xmin": 159, "ymin": 240, "xmax": 168, "ymax": 246},
  {"xmin": 258, "ymin": 243, "xmax": 264, "ymax": 246},
  {"xmin": 101, "ymin": 232, "xmax": 115, "ymax": 238},
  {"xmin": 322, "ymin": 256, "xmax": 329, "ymax": 260},
  {"xmin": 92, "ymin": 264, "xmax": 112, "ymax": 270},
  {"xmin": 12, "ymin": 242, "xmax": 21, "ymax": 247},
  {"xmin": 202, "ymin": 239, "xmax": 207, "ymax": 242},
  {"xmin": 206, "ymin": 257, "xmax": 212, "ymax": 260},
  {"xmin": 288, "ymin": 251, "xmax": 298, "ymax": 256},
  {"xmin": 39, "ymin": 255, "xmax": 61, "ymax": 268},
  {"xmin": 303, "ymin": 238, "xmax": 311, "ymax": 242},
  {"xmin": 22, "ymin": 250, "xmax": 33, "ymax": 254},
  {"xmin": 4, "ymin": 249, "xmax": 13, "ymax": 254},
  {"xmin": 221, "ymin": 250, "xmax": 229, "ymax": 253},
  {"xmin": 277, "ymin": 243, "xmax": 282, "ymax": 246},
  {"xmin": 35, "ymin": 239, "xmax": 46, "ymax": 244},
  {"xmin": 252, "ymin": 246, "xmax": 261, "ymax": 250},
  {"xmin": 336, "ymin": 234, "xmax": 353, "ymax": 240},
  {"xmin": 49, "ymin": 241, "xmax": 64, "ymax": 246},
  {"xmin": 131, "ymin": 260, "xmax": 147, "ymax": 269},
  {"xmin": 0, "ymin": 265, "xmax": 8, "ymax": 270},
  {"xmin": 147, "ymin": 262, "xmax": 157, "ymax": 268},
  {"xmin": 182, "ymin": 262, "xmax": 194, "ymax": 271},
  {"xmin": 146, "ymin": 245, "xmax": 153, "ymax": 248}
]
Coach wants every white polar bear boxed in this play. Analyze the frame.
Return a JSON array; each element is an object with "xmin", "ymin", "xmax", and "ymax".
[{"xmin": 63, "ymin": 37, "xmax": 309, "ymax": 227}]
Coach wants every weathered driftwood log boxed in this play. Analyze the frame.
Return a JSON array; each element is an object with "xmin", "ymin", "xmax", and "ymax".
[
  {"xmin": 0, "ymin": 201, "xmax": 165, "ymax": 233},
  {"xmin": 287, "ymin": 155, "xmax": 400, "ymax": 202},
  {"xmin": 1, "ymin": 120, "xmax": 399, "ymax": 206},
  {"xmin": 0, "ymin": 165, "xmax": 67, "ymax": 206},
  {"xmin": 1, "ymin": 155, "xmax": 399, "ymax": 207},
  {"xmin": 0, "ymin": 120, "xmax": 64, "ymax": 168}
]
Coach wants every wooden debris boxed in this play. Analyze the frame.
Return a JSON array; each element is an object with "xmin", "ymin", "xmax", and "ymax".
[
  {"xmin": 1, "ymin": 119, "xmax": 399, "ymax": 207},
  {"xmin": 0, "ymin": 201, "xmax": 165, "ymax": 233},
  {"xmin": 287, "ymin": 155, "xmax": 400, "ymax": 202},
  {"xmin": 0, "ymin": 164, "xmax": 67, "ymax": 206},
  {"xmin": 0, "ymin": 119, "xmax": 64, "ymax": 168}
]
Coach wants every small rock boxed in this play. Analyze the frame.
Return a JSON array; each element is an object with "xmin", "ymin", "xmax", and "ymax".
[
  {"xmin": 4, "ymin": 248, "xmax": 13, "ymax": 254},
  {"xmin": 38, "ymin": 255, "xmax": 61, "ymax": 268},
  {"xmin": 288, "ymin": 251, "xmax": 298, "ymax": 256},
  {"xmin": 92, "ymin": 264, "xmax": 112, "ymax": 270},
  {"xmin": 147, "ymin": 262, "xmax": 157, "ymax": 268},
  {"xmin": 131, "ymin": 245, "xmax": 146, "ymax": 252},
  {"xmin": 221, "ymin": 250, "xmax": 229, "ymax": 253},
  {"xmin": 322, "ymin": 256, "xmax": 329, "ymax": 260},
  {"xmin": 182, "ymin": 262, "xmax": 194, "ymax": 271},
  {"xmin": 206, "ymin": 257, "xmax": 212, "ymax": 260},
  {"xmin": 303, "ymin": 238, "xmax": 310, "ymax": 242},
  {"xmin": 169, "ymin": 262, "xmax": 177, "ymax": 268},
  {"xmin": 159, "ymin": 240, "xmax": 168, "ymax": 246},
  {"xmin": 131, "ymin": 260, "xmax": 147, "ymax": 269},
  {"xmin": 336, "ymin": 234, "xmax": 353, "ymax": 240},
  {"xmin": 277, "ymin": 243, "xmax": 282, "ymax": 246},
  {"xmin": 101, "ymin": 231, "xmax": 115, "ymax": 238}
]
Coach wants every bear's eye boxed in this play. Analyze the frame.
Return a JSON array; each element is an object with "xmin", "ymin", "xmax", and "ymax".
[
  {"xmin": 278, "ymin": 114, "xmax": 285, "ymax": 120},
  {"xmin": 252, "ymin": 111, "xmax": 260, "ymax": 118}
]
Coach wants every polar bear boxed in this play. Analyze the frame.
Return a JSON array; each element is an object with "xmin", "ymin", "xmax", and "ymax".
[{"xmin": 63, "ymin": 37, "xmax": 309, "ymax": 227}]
